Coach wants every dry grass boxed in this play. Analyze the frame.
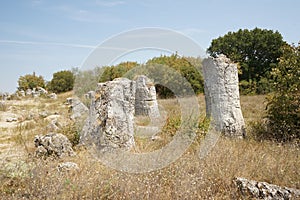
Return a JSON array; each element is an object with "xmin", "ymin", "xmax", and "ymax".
[{"xmin": 0, "ymin": 94, "xmax": 299, "ymax": 199}]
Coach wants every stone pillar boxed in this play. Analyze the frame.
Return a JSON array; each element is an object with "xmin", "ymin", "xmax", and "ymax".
[
  {"xmin": 80, "ymin": 78, "xmax": 136, "ymax": 151},
  {"xmin": 134, "ymin": 75, "xmax": 160, "ymax": 119},
  {"xmin": 202, "ymin": 55, "xmax": 246, "ymax": 138}
]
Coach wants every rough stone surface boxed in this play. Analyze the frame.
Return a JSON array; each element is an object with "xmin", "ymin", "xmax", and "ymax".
[
  {"xmin": 68, "ymin": 98, "xmax": 89, "ymax": 121},
  {"xmin": 57, "ymin": 162, "xmax": 79, "ymax": 172},
  {"xmin": 80, "ymin": 78, "xmax": 136, "ymax": 151},
  {"xmin": 203, "ymin": 55, "xmax": 246, "ymax": 138},
  {"xmin": 34, "ymin": 133, "xmax": 75, "ymax": 158},
  {"xmin": 49, "ymin": 93, "xmax": 57, "ymax": 99},
  {"xmin": 6, "ymin": 117, "xmax": 18, "ymax": 122},
  {"xmin": 235, "ymin": 177, "xmax": 300, "ymax": 200},
  {"xmin": 134, "ymin": 75, "xmax": 160, "ymax": 118}
]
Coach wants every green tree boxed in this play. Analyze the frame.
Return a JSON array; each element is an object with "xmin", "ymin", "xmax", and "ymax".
[
  {"xmin": 265, "ymin": 43, "xmax": 300, "ymax": 141},
  {"xmin": 48, "ymin": 70, "xmax": 75, "ymax": 93},
  {"xmin": 18, "ymin": 72, "xmax": 45, "ymax": 91},
  {"xmin": 99, "ymin": 62, "xmax": 138, "ymax": 82},
  {"xmin": 146, "ymin": 54, "xmax": 204, "ymax": 98},
  {"xmin": 207, "ymin": 28, "xmax": 286, "ymax": 94}
]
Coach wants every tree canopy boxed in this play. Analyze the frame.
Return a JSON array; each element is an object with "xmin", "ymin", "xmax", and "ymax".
[
  {"xmin": 48, "ymin": 70, "xmax": 75, "ymax": 93},
  {"xmin": 207, "ymin": 28, "xmax": 286, "ymax": 94},
  {"xmin": 17, "ymin": 72, "xmax": 45, "ymax": 91}
]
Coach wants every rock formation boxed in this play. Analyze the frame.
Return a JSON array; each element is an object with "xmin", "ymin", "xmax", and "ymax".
[
  {"xmin": 80, "ymin": 78, "xmax": 136, "ymax": 151},
  {"xmin": 34, "ymin": 133, "xmax": 75, "ymax": 158},
  {"xmin": 134, "ymin": 75, "xmax": 160, "ymax": 118},
  {"xmin": 202, "ymin": 55, "xmax": 246, "ymax": 138},
  {"xmin": 235, "ymin": 177, "xmax": 300, "ymax": 199}
]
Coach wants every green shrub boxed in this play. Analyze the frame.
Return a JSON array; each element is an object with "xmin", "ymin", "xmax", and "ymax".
[
  {"xmin": 17, "ymin": 72, "xmax": 45, "ymax": 91},
  {"xmin": 265, "ymin": 43, "xmax": 300, "ymax": 142},
  {"xmin": 48, "ymin": 70, "xmax": 74, "ymax": 93}
]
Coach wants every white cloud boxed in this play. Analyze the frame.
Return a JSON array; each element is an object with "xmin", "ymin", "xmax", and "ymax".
[
  {"xmin": 0, "ymin": 40, "xmax": 96, "ymax": 49},
  {"xmin": 95, "ymin": 0, "xmax": 125, "ymax": 7}
]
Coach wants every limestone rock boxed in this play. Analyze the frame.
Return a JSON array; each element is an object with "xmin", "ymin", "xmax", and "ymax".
[
  {"xmin": 57, "ymin": 162, "xmax": 79, "ymax": 172},
  {"xmin": 6, "ymin": 117, "xmax": 18, "ymax": 122},
  {"xmin": 235, "ymin": 177, "xmax": 300, "ymax": 199},
  {"xmin": 203, "ymin": 55, "xmax": 246, "ymax": 138},
  {"xmin": 68, "ymin": 98, "xmax": 89, "ymax": 121},
  {"xmin": 25, "ymin": 89, "xmax": 32, "ymax": 96},
  {"xmin": 34, "ymin": 133, "xmax": 75, "ymax": 158},
  {"xmin": 134, "ymin": 75, "xmax": 160, "ymax": 118},
  {"xmin": 80, "ymin": 78, "xmax": 136, "ymax": 151},
  {"xmin": 49, "ymin": 93, "xmax": 57, "ymax": 99}
]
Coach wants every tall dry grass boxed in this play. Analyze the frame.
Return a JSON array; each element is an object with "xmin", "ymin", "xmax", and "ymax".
[{"xmin": 0, "ymin": 94, "xmax": 299, "ymax": 199}]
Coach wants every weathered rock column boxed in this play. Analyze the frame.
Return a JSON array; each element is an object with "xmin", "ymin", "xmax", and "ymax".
[
  {"xmin": 80, "ymin": 78, "xmax": 136, "ymax": 151},
  {"xmin": 134, "ymin": 75, "xmax": 160, "ymax": 118},
  {"xmin": 202, "ymin": 55, "xmax": 246, "ymax": 138}
]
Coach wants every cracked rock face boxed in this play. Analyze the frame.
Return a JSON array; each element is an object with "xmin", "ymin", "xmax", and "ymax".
[
  {"xmin": 134, "ymin": 75, "xmax": 160, "ymax": 118},
  {"xmin": 34, "ymin": 133, "xmax": 75, "ymax": 158},
  {"xmin": 203, "ymin": 55, "xmax": 246, "ymax": 138},
  {"xmin": 80, "ymin": 78, "xmax": 136, "ymax": 151},
  {"xmin": 235, "ymin": 177, "xmax": 300, "ymax": 200}
]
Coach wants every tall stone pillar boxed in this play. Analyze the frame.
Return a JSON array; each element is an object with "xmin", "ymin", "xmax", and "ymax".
[{"xmin": 203, "ymin": 55, "xmax": 246, "ymax": 138}]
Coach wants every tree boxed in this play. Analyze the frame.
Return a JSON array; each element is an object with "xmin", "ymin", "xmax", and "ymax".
[
  {"xmin": 265, "ymin": 43, "xmax": 300, "ymax": 141},
  {"xmin": 18, "ymin": 72, "xmax": 45, "ymax": 91},
  {"xmin": 207, "ymin": 28, "xmax": 286, "ymax": 94},
  {"xmin": 48, "ymin": 70, "xmax": 74, "ymax": 93}
]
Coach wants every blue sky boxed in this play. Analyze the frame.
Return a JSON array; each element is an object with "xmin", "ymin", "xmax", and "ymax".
[{"xmin": 0, "ymin": 0, "xmax": 299, "ymax": 93}]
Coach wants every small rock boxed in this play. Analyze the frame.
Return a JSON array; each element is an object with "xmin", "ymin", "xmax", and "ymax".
[
  {"xmin": 39, "ymin": 111, "xmax": 48, "ymax": 118},
  {"xmin": 49, "ymin": 93, "xmax": 57, "ymax": 99},
  {"xmin": 6, "ymin": 117, "xmax": 18, "ymax": 122},
  {"xmin": 34, "ymin": 133, "xmax": 76, "ymax": 158},
  {"xmin": 57, "ymin": 162, "xmax": 79, "ymax": 172}
]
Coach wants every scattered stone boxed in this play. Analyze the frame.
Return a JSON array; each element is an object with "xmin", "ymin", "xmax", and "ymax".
[
  {"xmin": 80, "ymin": 78, "xmax": 136, "ymax": 151},
  {"xmin": 134, "ymin": 75, "xmax": 160, "ymax": 119},
  {"xmin": 39, "ymin": 111, "xmax": 48, "ymax": 118},
  {"xmin": 69, "ymin": 98, "xmax": 89, "ymax": 121},
  {"xmin": 6, "ymin": 117, "xmax": 18, "ymax": 122},
  {"xmin": 25, "ymin": 89, "xmax": 32, "ymax": 96},
  {"xmin": 47, "ymin": 119, "xmax": 61, "ymax": 131},
  {"xmin": 235, "ymin": 177, "xmax": 300, "ymax": 200},
  {"xmin": 34, "ymin": 133, "xmax": 76, "ymax": 158},
  {"xmin": 57, "ymin": 162, "xmax": 79, "ymax": 172},
  {"xmin": 203, "ymin": 55, "xmax": 246, "ymax": 138},
  {"xmin": 49, "ymin": 93, "xmax": 57, "ymax": 99},
  {"xmin": 19, "ymin": 90, "xmax": 25, "ymax": 97},
  {"xmin": 37, "ymin": 87, "xmax": 48, "ymax": 95}
]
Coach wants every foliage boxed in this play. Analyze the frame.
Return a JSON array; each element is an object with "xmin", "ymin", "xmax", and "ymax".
[
  {"xmin": 48, "ymin": 70, "xmax": 75, "ymax": 93},
  {"xmin": 207, "ymin": 28, "xmax": 286, "ymax": 94},
  {"xmin": 17, "ymin": 72, "xmax": 45, "ymax": 91},
  {"xmin": 265, "ymin": 43, "xmax": 300, "ymax": 142},
  {"xmin": 99, "ymin": 61, "xmax": 138, "ymax": 82},
  {"xmin": 73, "ymin": 67, "xmax": 104, "ymax": 98},
  {"xmin": 97, "ymin": 55, "xmax": 203, "ymax": 98},
  {"xmin": 146, "ymin": 54, "xmax": 203, "ymax": 98}
]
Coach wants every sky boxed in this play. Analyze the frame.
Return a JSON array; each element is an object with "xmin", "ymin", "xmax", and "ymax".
[{"xmin": 0, "ymin": 0, "xmax": 299, "ymax": 93}]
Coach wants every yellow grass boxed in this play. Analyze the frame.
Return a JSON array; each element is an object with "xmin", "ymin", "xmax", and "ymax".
[{"xmin": 0, "ymin": 94, "xmax": 299, "ymax": 199}]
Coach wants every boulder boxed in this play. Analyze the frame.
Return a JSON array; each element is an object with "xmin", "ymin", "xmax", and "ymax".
[
  {"xmin": 235, "ymin": 177, "xmax": 300, "ymax": 199},
  {"xmin": 69, "ymin": 98, "xmax": 89, "ymax": 121},
  {"xmin": 34, "ymin": 133, "xmax": 75, "ymax": 158},
  {"xmin": 134, "ymin": 75, "xmax": 160, "ymax": 118},
  {"xmin": 203, "ymin": 55, "xmax": 246, "ymax": 138},
  {"xmin": 80, "ymin": 78, "xmax": 136, "ymax": 151}
]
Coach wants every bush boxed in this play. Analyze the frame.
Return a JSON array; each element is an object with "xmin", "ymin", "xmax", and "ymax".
[
  {"xmin": 17, "ymin": 72, "xmax": 45, "ymax": 91},
  {"xmin": 265, "ymin": 43, "xmax": 300, "ymax": 142},
  {"xmin": 48, "ymin": 70, "xmax": 74, "ymax": 93}
]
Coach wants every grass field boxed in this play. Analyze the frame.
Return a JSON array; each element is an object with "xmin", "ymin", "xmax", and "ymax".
[{"xmin": 0, "ymin": 93, "xmax": 299, "ymax": 199}]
